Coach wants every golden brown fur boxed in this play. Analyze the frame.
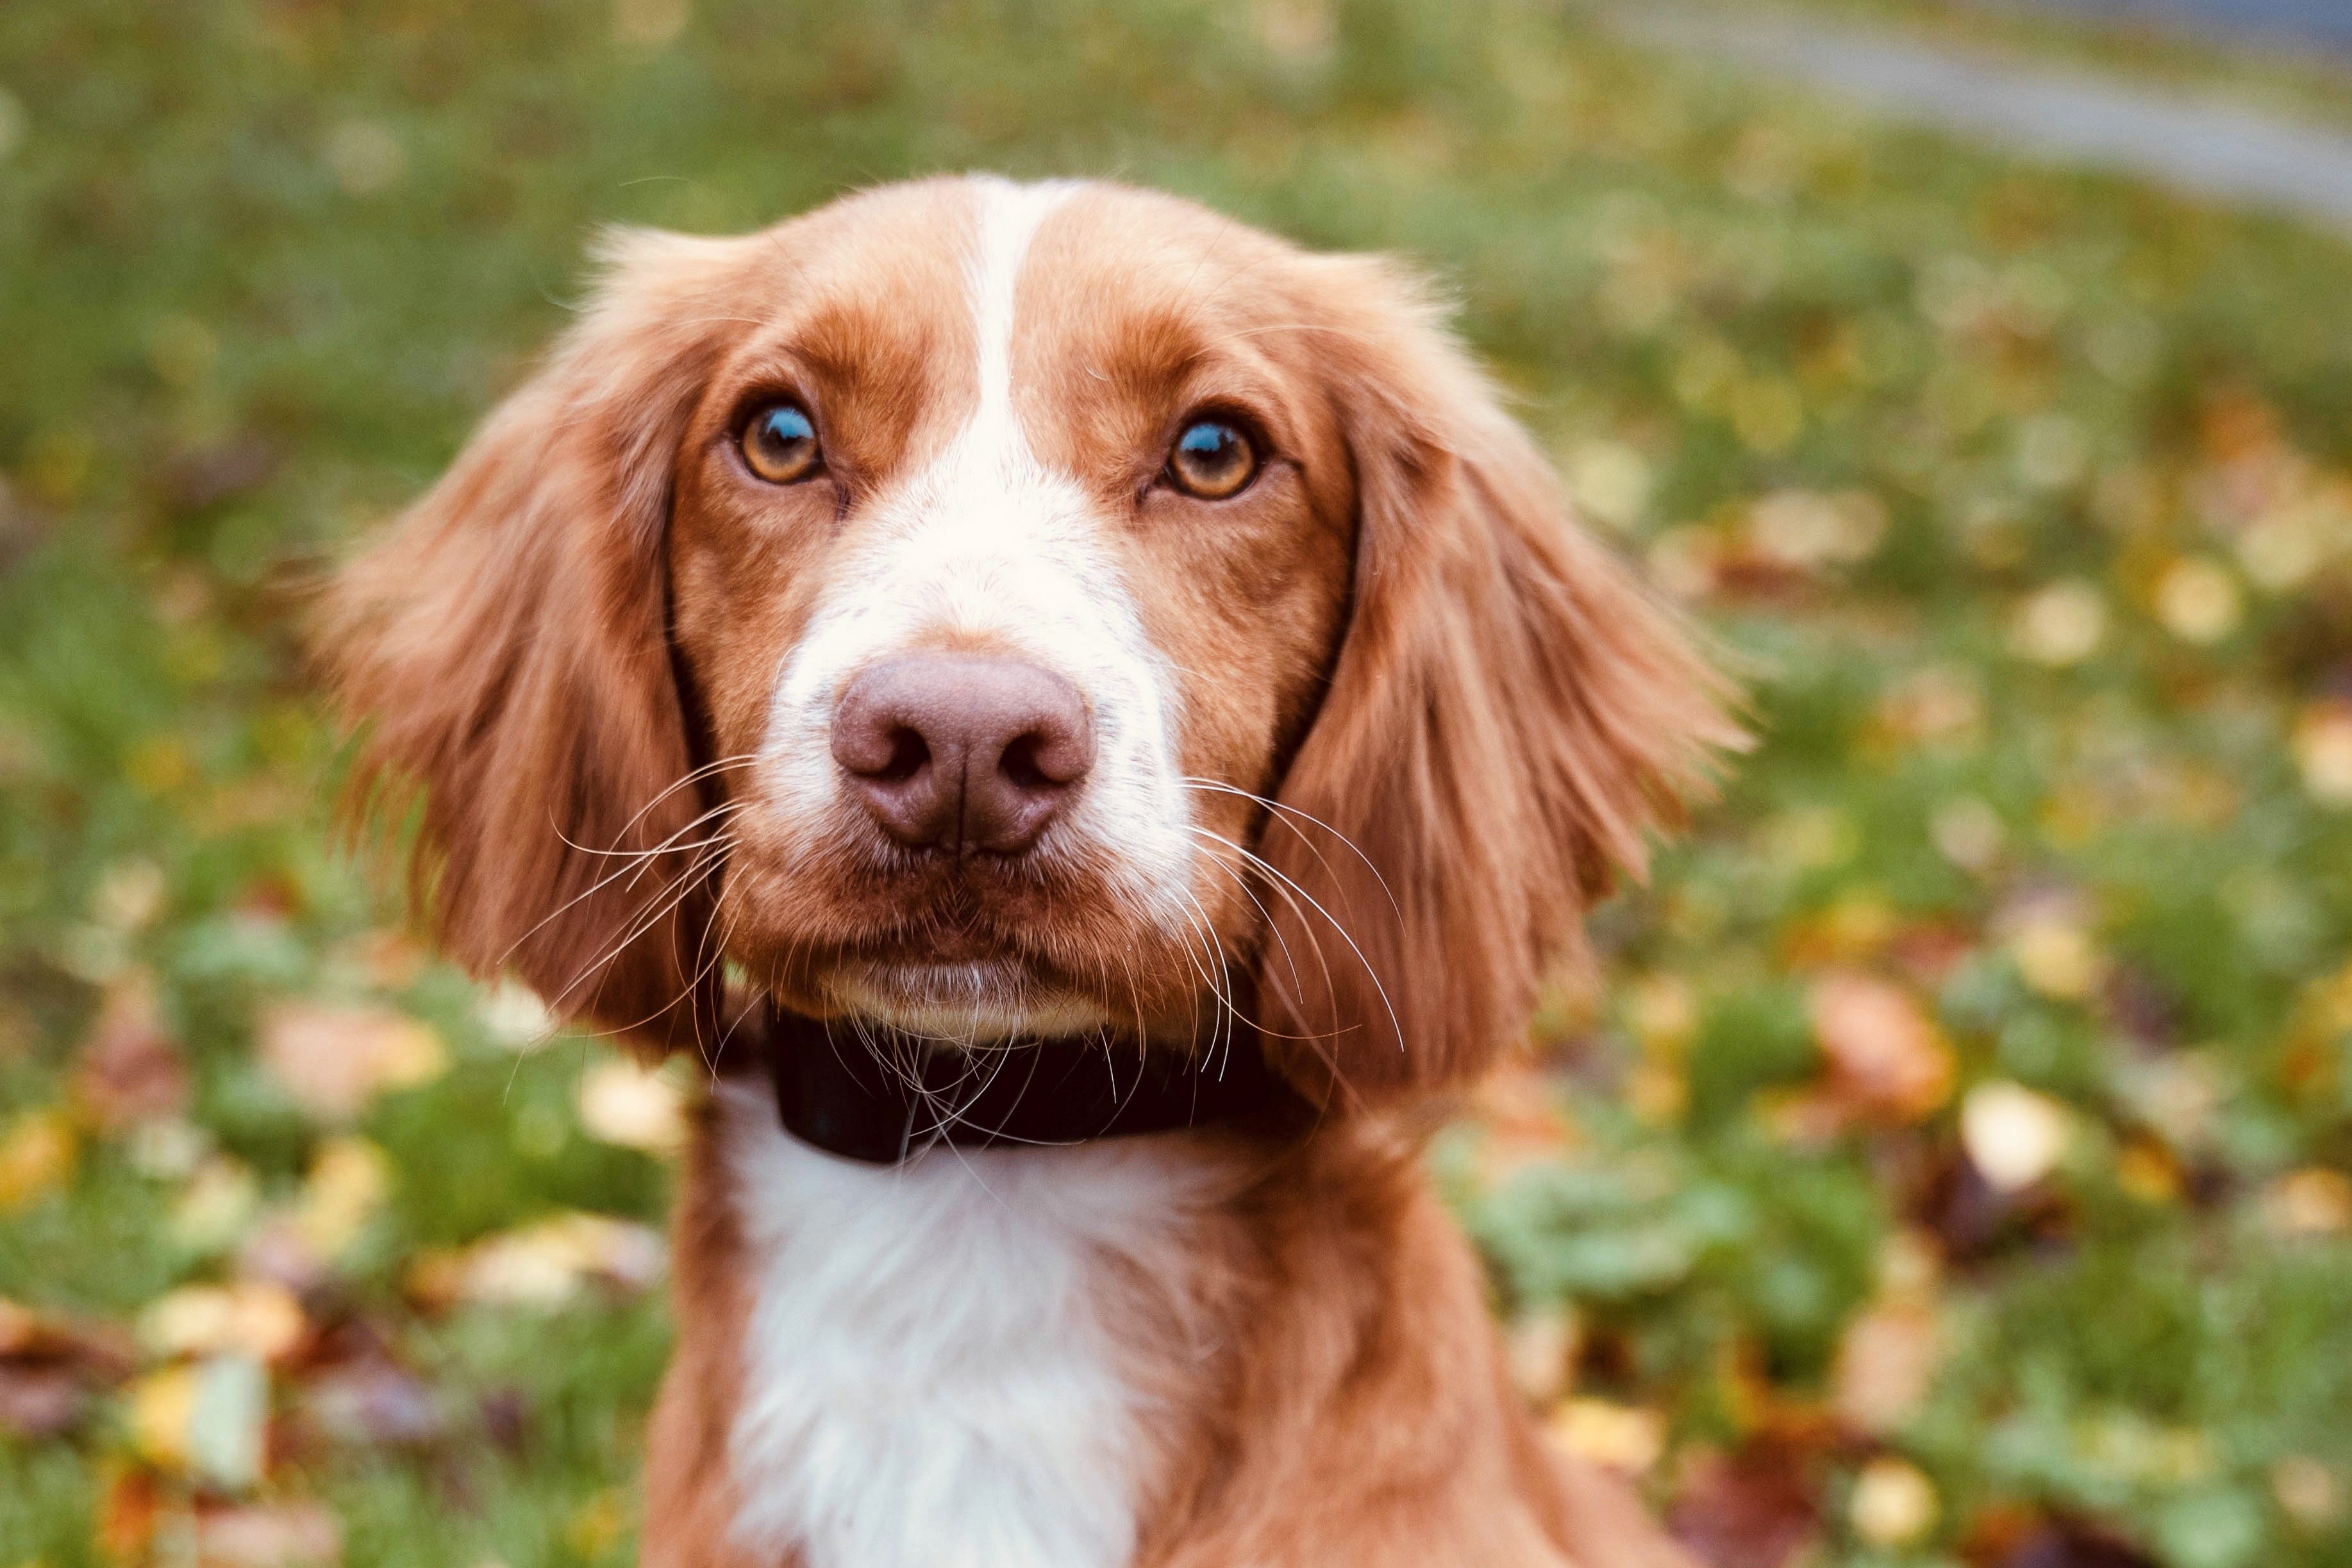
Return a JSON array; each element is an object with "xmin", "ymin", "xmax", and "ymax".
[{"xmin": 323, "ymin": 176, "xmax": 1737, "ymax": 1567}]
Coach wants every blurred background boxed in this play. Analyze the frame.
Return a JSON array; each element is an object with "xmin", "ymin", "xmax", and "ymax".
[{"xmin": 4, "ymin": 1, "xmax": 2351, "ymax": 1565}]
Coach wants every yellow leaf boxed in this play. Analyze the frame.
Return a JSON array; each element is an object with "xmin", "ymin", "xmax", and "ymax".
[
  {"xmin": 0, "ymin": 1110, "xmax": 76, "ymax": 1212},
  {"xmin": 2153, "ymin": 556, "xmax": 2242, "ymax": 644},
  {"xmin": 2293, "ymin": 702, "xmax": 2352, "ymax": 806},
  {"xmin": 1849, "ymin": 1456, "xmax": 1939, "ymax": 1547},
  {"xmin": 576, "ymin": 1057, "xmax": 686, "ymax": 1155},
  {"xmin": 2008, "ymin": 914, "xmax": 2102, "ymax": 1001},
  {"xmin": 128, "ymin": 1365, "xmax": 198, "ymax": 1469},
  {"xmin": 1962, "ymin": 1081, "xmax": 2072, "ymax": 1193},
  {"xmin": 258, "ymin": 1004, "xmax": 444, "ymax": 1122},
  {"xmin": 2261, "ymin": 1167, "xmax": 2352, "ymax": 1238},
  {"xmin": 1548, "ymin": 1397, "xmax": 1665, "ymax": 1474},
  {"xmin": 171, "ymin": 1156, "xmax": 260, "ymax": 1254},
  {"xmin": 139, "ymin": 1281, "xmax": 304, "ymax": 1363},
  {"xmin": 2008, "ymin": 580, "xmax": 2105, "ymax": 666},
  {"xmin": 295, "ymin": 1137, "xmax": 391, "ymax": 1260}
]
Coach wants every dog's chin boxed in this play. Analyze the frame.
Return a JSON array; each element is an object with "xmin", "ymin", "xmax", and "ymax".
[{"xmin": 816, "ymin": 957, "xmax": 1115, "ymax": 1043}]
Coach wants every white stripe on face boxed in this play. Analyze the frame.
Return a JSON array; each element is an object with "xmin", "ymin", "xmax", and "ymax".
[{"xmin": 756, "ymin": 177, "xmax": 1195, "ymax": 1030}]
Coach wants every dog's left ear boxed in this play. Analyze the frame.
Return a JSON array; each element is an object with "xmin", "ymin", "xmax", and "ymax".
[
  {"xmin": 319, "ymin": 228, "xmax": 753, "ymax": 1050},
  {"xmin": 1256, "ymin": 256, "xmax": 1742, "ymax": 1108}
]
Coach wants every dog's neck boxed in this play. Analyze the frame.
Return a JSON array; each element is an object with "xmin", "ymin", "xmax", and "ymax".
[
  {"xmin": 716, "ymin": 1075, "xmax": 1246, "ymax": 1568},
  {"xmin": 761, "ymin": 999, "xmax": 1312, "ymax": 1165}
]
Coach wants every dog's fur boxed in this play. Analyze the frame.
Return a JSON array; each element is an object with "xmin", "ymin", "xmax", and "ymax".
[{"xmin": 325, "ymin": 176, "xmax": 1736, "ymax": 1567}]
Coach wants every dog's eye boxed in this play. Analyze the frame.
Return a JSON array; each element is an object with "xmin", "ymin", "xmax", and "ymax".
[
  {"xmin": 740, "ymin": 401, "xmax": 822, "ymax": 485},
  {"xmin": 1166, "ymin": 419, "xmax": 1257, "ymax": 500}
]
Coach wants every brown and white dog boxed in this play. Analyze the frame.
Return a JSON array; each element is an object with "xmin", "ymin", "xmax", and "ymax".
[{"xmin": 325, "ymin": 175, "xmax": 1736, "ymax": 1568}]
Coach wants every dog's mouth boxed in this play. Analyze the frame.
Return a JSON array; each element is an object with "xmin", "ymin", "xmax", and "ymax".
[{"xmin": 815, "ymin": 953, "xmax": 1116, "ymax": 1042}]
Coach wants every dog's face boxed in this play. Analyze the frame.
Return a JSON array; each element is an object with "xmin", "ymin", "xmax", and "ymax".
[
  {"xmin": 669, "ymin": 181, "xmax": 1353, "ymax": 1040},
  {"xmin": 328, "ymin": 176, "xmax": 1731, "ymax": 1103}
]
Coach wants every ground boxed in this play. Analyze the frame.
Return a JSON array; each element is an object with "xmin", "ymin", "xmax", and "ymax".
[{"xmin": 2, "ymin": 3, "xmax": 2351, "ymax": 1566}]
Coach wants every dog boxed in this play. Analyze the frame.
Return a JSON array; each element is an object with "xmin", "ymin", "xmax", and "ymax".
[{"xmin": 324, "ymin": 174, "xmax": 1735, "ymax": 1568}]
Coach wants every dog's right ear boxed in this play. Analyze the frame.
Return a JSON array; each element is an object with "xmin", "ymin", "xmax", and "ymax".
[
  {"xmin": 319, "ymin": 228, "xmax": 754, "ymax": 1047},
  {"xmin": 1254, "ymin": 255, "xmax": 1741, "ymax": 1109}
]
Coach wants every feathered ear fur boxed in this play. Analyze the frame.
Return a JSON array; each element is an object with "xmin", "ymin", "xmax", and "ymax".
[
  {"xmin": 319, "ymin": 229, "xmax": 753, "ymax": 1048},
  {"xmin": 1255, "ymin": 258, "xmax": 1742, "ymax": 1107}
]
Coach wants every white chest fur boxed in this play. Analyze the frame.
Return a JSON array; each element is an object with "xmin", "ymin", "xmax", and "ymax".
[{"xmin": 716, "ymin": 1080, "xmax": 1210, "ymax": 1568}]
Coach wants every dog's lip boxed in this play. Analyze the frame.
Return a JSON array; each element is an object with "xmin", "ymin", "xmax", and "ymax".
[{"xmin": 818, "ymin": 955, "xmax": 1113, "ymax": 1040}]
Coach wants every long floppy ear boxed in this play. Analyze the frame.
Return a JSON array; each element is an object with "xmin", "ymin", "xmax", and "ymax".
[
  {"xmin": 319, "ymin": 228, "xmax": 753, "ymax": 1047},
  {"xmin": 1256, "ymin": 258, "xmax": 1742, "ymax": 1107}
]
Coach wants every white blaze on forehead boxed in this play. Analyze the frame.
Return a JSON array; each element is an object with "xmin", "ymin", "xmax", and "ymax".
[
  {"xmin": 967, "ymin": 176, "xmax": 1074, "ymax": 435},
  {"xmin": 758, "ymin": 176, "xmax": 1195, "ymax": 972}
]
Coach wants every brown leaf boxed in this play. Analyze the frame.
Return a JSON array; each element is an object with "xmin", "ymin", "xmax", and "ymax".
[
  {"xmin": 97, "ymin": 1467, "xmax": 162, "ymax": 1558},
  {"xmin": 1808, "ymin": 972, "xmax": 1954, "ymax": 1124},
  {"xmin": 0, "ymin": 1363, "xmax": 86, "ymax": 1438},
  {"xmin": 0, "ymin": 1295, "xmax": 135, "ymax": 1440},
  {"xmin": 1669, "ymin": 1441, "xmax": 1822, "ymax": 1568},
  {"xmin": 258, "ymin": 1003, "xmax": 444, "ymax": 1122},
  {"xmin": 74, "ymin": 976, "xmax": 188, "ymax": 1131},
  {"xmin": 1832, "ymin": 1301, "xmax": 1940, "ymax": 1437},
  {"xmin": 1983, "ymin": 1521, "xmax": 2158, "ymax": 1568}
]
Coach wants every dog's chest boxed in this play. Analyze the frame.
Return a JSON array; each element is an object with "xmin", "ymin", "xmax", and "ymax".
[{"xmin": 716, "ymin": 1083, "xmax": 1206, "ymax": 1568}]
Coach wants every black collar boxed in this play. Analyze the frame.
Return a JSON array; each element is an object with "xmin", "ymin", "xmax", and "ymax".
[{"xmin": 765, "ymin": 999, "xmax": 1310, "ymax": 1164}]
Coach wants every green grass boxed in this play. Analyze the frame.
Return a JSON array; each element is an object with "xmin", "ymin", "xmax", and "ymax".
[{"xmin": 4, "ymin": 1, "xmax": 2352, "ymax": 1565}]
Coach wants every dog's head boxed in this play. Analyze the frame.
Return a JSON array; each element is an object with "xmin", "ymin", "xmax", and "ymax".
[{"xmin": 325, "ymin": 176, "xmax": 1735, "ymax": 1108}]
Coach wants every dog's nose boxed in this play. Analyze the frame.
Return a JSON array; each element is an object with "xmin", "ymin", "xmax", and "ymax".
[{"xmin": 831, "ymin": 655, "xmax": 1096, "ymax": 855}]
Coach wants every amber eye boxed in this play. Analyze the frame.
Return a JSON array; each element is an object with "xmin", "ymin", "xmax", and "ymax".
[
  {"xmin": 740, "ymin": 401, "xmax": 822, "ymax": 484},
  {"xmin": 1166, "ymin": 419, "xmax": 1257, "ymax": 500}
]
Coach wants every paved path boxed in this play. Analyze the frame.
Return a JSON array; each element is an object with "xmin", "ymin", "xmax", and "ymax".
[
  {"xmin": 1977, "ymin": 0, "xmax": 2352, "ymax": 54},
  {"xmin": 1610, "ymin": 6, "xmax": 2352, "ymax": 240}
]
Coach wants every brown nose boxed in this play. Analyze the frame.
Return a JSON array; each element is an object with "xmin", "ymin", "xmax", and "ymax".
[{"xmin": 831, "ymin": 655, "xmax": 1096, "ymax": 855}]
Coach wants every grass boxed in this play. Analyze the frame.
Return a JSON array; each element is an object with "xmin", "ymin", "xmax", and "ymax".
[{"xmin": 4, "ymin": 1, "xmax": 2352, "ymax": 1565}]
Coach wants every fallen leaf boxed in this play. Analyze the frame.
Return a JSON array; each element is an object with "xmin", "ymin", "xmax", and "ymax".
[
  {"xmin": 478, "ymin": 980, "xmax": 558, "ymax": 1051},
  {"xmin": 1849, "ymin": 1455, "xmax": 1939, "ymax": 1547},
  {"xmin": 73, "ymin": 974, "xmax": 188, "ymax": 1130},
  {"xmin": 1669, "ymin": 1441, "xmax": 1822, "ymax": 1568},
  {"xmin": 0, "ymin": 1361, "xmax": 86, "ymax": 1437},
  {"xmin": 0, "ymin": 1294, "xmax": 136, "ymax": 1440},
  {"xmin": 1808, "ymin": 971, "xmax": 1955, "ymax": 1125},
  {"xmin": 258, "ymin": 1003, "xmax": 446, "ymax": 1122},
  {"xmin": 186, "ymin": 1353, "xmax": 270, "ymax": 1490},
  {"xmin": 2008, "ymin": 915, "xmax": 2103, "ymax": 1001},
  {"xmin": 1832, "ymin": 1302, "xmax": 1940, "ymax": 1436},
  {"xmin": 2010, "ymin": 581, "xmax": 2105, "ymax": 665},
  {"xmin": 0, "ymin": 1107, "xmax": 77, "ymax": 1210},
  {"xmin": 293, "ymin": 1136, "xmax": 391, "ymax": 1259},
  {"xmin": 2152, "ymin": 556, "xmax": 2241, "ymax": 644},
  {"xmin": 1549, "ymin": 1396, "xmax": 1666, "ymax": 1474},
  {"xmin": 129, "ymin": 1354, "xmax": 271, "ymax": 1489},
  {"xmin": 2270, "ymin": 1455, "xmax": 2342, "ymax": 1530},
  {"xmin": 1962, "ymin": 1081, "xmax": 2073, "ymax": 1193},
  {"xmin": 551, "ymin": 1491, "xmax": 620, "ymax": 1564},
  {"xmin": 2259, "ymin": 1166, "xmax": 2352, "ymax": 1237},
  {"xmin": 577, "ymin": 1056, "xmax": 687, "ymax": 1154},
  {"xmin": 97, "ymin": 1467, "xmax": 162, "ymax": 1558},
  {"xmin": 196, "ymin": 1499, "xmax": 341, "ymax": 1567},
  {"xmin": 129, "ymin": 1363, "xmax": 199, "ymax": 1469},
  {"xmin": 172, "ymin": 1155, "xmax": 261, "ymax": 1254},
  {"xmin": 140, "ymin": 1281, "xmax": 306, "ymax": 1363},
  {"xmin": 410, "ymin": 1212, "xmax": 665, "ymax": 1311},
  {"xmin": 2293, "ymin": 701, "xmax": 2352, "ymax": 806},
  {"xmin": 1990, "ymin": 1519, "xmax": 2159, "ymax": 1568}
]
